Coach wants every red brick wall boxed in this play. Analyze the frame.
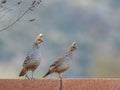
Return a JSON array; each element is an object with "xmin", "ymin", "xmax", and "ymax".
[{"xmin": 0, "ymin": 79, "xmax": 120, "ymax": 90}]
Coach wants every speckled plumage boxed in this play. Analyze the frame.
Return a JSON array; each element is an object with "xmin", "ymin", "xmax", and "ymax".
[{"xmin": 23, "ymin": 44, "xmax": 41, "ymax": 71}]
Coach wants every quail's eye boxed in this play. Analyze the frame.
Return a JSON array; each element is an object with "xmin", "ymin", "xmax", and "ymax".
[
  {"xmin": 37, "ymin": 39, "xmax": 41, "ymax": 41},
  {"xmin": 24, "ymin": 61, "xmax": 27, "ymax": 64}
]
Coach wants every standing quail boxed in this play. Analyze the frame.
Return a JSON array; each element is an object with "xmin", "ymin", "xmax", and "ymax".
[
  {"xmin": 43, "ymin": 42, "xmax": 77, "ymax": 78},
  {"xmin": 19, "ymin": 33, "xmax": 43, "ymax": 79}
]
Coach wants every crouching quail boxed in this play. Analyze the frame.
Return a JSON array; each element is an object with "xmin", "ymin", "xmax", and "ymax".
[
  {"xmin": 43, "ymin": 42, "xmax": 77, "ymax": 78},
  {"xmin": 19, "ymin": 33, "xmax": 43, "ymax": 79}
]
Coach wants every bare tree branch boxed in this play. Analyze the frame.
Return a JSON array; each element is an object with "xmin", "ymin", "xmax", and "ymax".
[{"xmin": 0, "ymin": 0, "xmax": 42, "ymax": 32}]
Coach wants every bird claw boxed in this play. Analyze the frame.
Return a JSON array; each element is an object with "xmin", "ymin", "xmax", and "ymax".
[
  {"xmin": 58, "ymin": 73, "xmax": 62, "ymax": 79},
  {"xmin": 25, "ymin": 74, "xmax": 30, "ymax": 79},
  {"xmin": 31, "ymin": 77, "xmax": 36, "ymax": 80}
]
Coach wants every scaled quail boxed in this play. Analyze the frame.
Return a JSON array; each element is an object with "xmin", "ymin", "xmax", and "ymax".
[
  {"xmin": 43, "ymin": 42, "xmax": 77, "ymax": 78},
  {"xmin": 19, "ymin": 33, "xmax": 43, "ymax": 79}
]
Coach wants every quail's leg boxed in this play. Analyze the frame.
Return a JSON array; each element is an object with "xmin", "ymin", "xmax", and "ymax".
[
  {"xmin": 58, "ymin": 73, "xmax": 62, "ymax": 79},
  {"xmin": 31, "ymin": 71, "xmax": 35, "ymax": 79},
  {"xmin": 25, "ymin": 74, "xmax": 30, "ymax": 79}
]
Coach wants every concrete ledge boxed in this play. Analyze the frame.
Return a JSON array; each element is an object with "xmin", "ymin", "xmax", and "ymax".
[
  {"xmin": 0, "ymin": 79, "xmax": 60, "ymax": 90},
  {"xmin": 62, "ymin": 78, "xmax": 120, "ymax": 90},
  {"xmin": 0, "ymin": 79, "xmax": 120, "ymax": 90}
]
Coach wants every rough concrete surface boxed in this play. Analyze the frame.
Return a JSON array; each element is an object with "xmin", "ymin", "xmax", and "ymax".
[
  {"xmin": 0, "ymin": 79, "xmax": 60, "ymax": 90},
  {"xmin": 62, "ymin": 78, "xmax": 120, "ymax": 90},
  {"xmin": 0, "ymin": 78, "xmax": 120, "ymax": 90}
]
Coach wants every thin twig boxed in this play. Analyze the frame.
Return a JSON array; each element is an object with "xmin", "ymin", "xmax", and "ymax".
[
  {"xmin": 0, "ymin": 0, "xmax": 42, "ymax": 32},
  {"xmin": 0, "ymin": 6, "xmax": 31, "ymax": 32}
]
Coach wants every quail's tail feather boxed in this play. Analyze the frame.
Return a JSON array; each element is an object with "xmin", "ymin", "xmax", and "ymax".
[
  {"xmin": 43, "ymin": 71, "xmax": 50, "ymax": 78},
  {"xmin": 19, "ymin": 68, "xmax": 28, "ymax": 76}
]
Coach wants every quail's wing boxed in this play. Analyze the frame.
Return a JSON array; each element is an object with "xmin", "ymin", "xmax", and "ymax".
[
  {"xmin": 23, "ymin": 56, "xmax": 31, "ymax": 67},
  {"xmin": 50, "ymin": 57, "xmax": 65, "ymax": 68}
]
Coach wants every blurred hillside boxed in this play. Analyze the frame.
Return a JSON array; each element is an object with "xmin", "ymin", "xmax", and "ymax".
[{"xmin": 0, "ymin": 0, "xmax": 120, "ymax": 78}]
